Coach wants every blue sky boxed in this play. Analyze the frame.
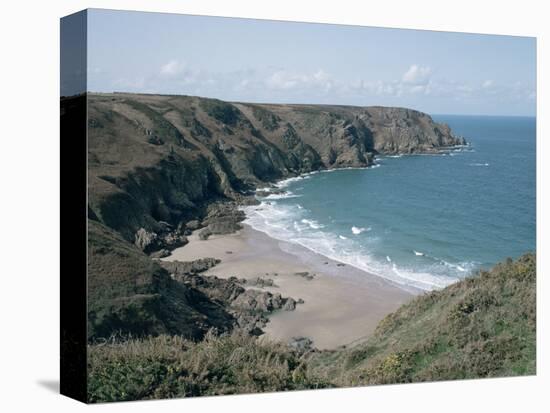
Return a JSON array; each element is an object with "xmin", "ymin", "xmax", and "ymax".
[{"xmin": 85, "ymin": 9, "xmax": 536, "ymax": 116}]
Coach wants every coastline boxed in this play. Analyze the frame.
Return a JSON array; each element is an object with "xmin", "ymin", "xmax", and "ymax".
[{"xmin": 165, "ymin": 224, "xmax": 415, "ymax": 350}]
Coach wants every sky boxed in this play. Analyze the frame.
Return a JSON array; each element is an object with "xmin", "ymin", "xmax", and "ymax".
[{"xmin": 80, "ymin": 9, "xmax": 536, "ymax": 116}]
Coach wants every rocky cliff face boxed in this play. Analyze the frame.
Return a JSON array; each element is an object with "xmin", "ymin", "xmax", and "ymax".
[
  {"xmin": 85, "ymin": 93, "xmax": 466, "ymax": 340},
  {"xmin": 88, "ymin": 93, "xmax": 465, "ymax": 243}
]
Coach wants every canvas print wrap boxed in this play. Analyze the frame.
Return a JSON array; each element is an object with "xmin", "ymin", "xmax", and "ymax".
[{"xmin": 60, "ymin": 9, "xmax": 536, "ymax": 403}]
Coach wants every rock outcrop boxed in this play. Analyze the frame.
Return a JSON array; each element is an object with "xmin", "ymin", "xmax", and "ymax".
[
  {"xmin": 87, "ymin": 221, "xmax": 235, "ymax": 341},
  {"xmin": 159, "ymin": 258, "xmax": 301, "ymax": 335}
]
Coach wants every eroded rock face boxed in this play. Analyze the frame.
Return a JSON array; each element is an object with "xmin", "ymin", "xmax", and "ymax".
[
  {"xmin": 149, "ymin": 249, "xmax": 171, "ymax": 259},
  {"xmin": 134, "ymin": 227, "xmax": 188, "ymax": 254},
  {"xmin": 197, "ymin": 201, "xmax": 246, "ymax": 240},
  {"xmin": 231, "ymin": 290, "xmax": 296, "ymax": 313},
  {"xmin": 160, "ymin": 257, "xmax": 301, "ymax": 334},
  {"xmin": 160, "ymin": 258, "xmax": 221, "ymax": 276},
  {"xmin": 185, "ymin": 220, "xmax": 201, "ymax": 231},
  {"xmin": 88, "ymin": 93, "xmax": 465, "ymax": 253},
  {"xmin": 134, "ymin": 228, "xmax": 158, "ymax": 252}
]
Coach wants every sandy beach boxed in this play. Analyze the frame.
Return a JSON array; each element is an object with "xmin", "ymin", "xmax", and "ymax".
[{"xmin": 164, "ymin": 225, "xmax": 415, "ymax": 349}]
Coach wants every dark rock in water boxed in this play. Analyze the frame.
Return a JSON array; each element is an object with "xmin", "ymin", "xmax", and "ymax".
[
  {"xmin": 226, "ymin": 250, "xmax": 233, "ymax": 254},
  {"xmin": 336, "ymin": 263, "xmax": 346, "ymax": 267},
  {"xmin": 297, "ymin": 298, "xmax": 305, "ymax": 304},
  {"xmin": 149, "ymin": 249, "xmax": 171, "ymax": 259}
]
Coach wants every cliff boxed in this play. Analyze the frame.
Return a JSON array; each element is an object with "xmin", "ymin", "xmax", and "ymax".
[
  {"xmin": 88, "ymin": 93, "xmax": 465, "ymax": 243},
  {"xmin": 84, "ymin": 92, "xmax": 466, "ymax": 341}
]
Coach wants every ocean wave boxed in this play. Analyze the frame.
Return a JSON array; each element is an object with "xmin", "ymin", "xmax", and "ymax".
[
  {"xmin": 275, "ymin": 175, "xmax": 311, "ymax": 189},
  {"xmin": 351, "ymin": 226, "xmax": 370, "ymax": 235},
  {"xmin": 242, "ymin": 202, "xmax": 462, "ymax": 291},
  {"xmin": 301, "ymin": 218, "xmax": 324, "ymax": 229},
  {"xmin": 264, "ymin": 192, "xmax": 302, "ymax": 200},
  {"xmin": 469, "ymin": 163, "xmax": 490, "ymax": 167},
  {"xmin": 413, "ymin": 250, "xmax": 425, "ymax": 256}
]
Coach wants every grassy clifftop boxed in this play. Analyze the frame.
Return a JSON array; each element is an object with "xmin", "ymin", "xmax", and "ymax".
[
  {"xmin": 88, "ymin": 253, "xmax": 536, "ymax": 402},
  {"xmin": 313, "ymin": 252, "xmax": 536, "ymax": 385}
]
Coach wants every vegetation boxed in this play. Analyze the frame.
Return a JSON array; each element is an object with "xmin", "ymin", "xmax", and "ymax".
[
  {"xmin": 199, "ymin": 98, "xmax": 243, "ymax": 126},
  {"xmin": 88, "ymin": 332, "xmax": 329, "ymax": 402},
  {"xmin": 87, "ymin": 220, "xmax": 235, "ymax": 341},
  {"xmin": 312, "ymin": 253, "xmax": 536, "ymax": 385},
  {"xmin": 251, "ymin": 106, "xmax": 281, "ymax": 131},
  {"xmin": 88, "ymin": 253, "xmax": 536, "ymax": 402}
]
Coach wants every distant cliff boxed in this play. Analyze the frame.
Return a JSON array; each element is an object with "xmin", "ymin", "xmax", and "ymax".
[{"xmin": 87, "ymin": 93, "xmax": 466, "ymax": 242}]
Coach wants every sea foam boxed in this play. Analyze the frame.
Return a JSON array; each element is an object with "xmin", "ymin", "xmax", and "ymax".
[{"xmin": 242, "ymin": 199, "xmax": 460, "ymax": 291}]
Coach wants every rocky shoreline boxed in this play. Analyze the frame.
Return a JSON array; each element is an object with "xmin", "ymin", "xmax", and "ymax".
[
  {"xmin": 157, "ymin": 256, "xmax": 302, "ymax": 337},
  {"xmin": 163, "ymin": 224, "xmax": 413, "ymax": 349},
  {"xmin": 125, "ymin": 145, "xmax": 474, "ymax": 343},
  {"xmin": 86, "ymin": 92, "xmax": 467, "ymax": 344}
]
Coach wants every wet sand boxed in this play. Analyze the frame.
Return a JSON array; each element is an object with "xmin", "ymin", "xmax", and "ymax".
[{"xmin": 165, "ymin": 225, "xmax": 415, "ymax": 349}]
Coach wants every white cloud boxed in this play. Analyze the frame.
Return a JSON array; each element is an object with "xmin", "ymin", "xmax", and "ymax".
[
  {"xmin": 266, "ymin": 71, "xmax": 300, "ymax": 90},
  {"xmin": 265, "ymin": 69, "xmax": 334, "ymax": 92},
  {"xmin": 100, "ymin": 60, "xmax": 534, "ymax": 113},
  {"xmin": 160, "ymin": 60, "xmax": 185, "ymax": 76},
  {"xmin": 402, "ymin": 64, "xmax": 432, "ymax": 85}
]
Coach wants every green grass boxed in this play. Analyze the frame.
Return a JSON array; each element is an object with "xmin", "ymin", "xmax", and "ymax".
[
  {"xmin": 311, "ymin": 253, "xmax": 536, "ymax": 385},
  {"xmin": 88, "ymin": 332, "xmax": 330, "ymax": 402},
  {"xmin": 88, "ymin": 253, "xmax": 536, "ymax": 402}
]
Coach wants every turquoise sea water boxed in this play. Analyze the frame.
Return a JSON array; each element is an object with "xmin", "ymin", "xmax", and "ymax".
[{"xmin": 243, "ymin": 115, "xmax": 536, "ymax": 291}]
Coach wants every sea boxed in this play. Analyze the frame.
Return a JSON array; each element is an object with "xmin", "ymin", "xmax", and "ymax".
[{"xmin": 242, "ymin": 115, "xmax": 536, "ymax": 291}]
